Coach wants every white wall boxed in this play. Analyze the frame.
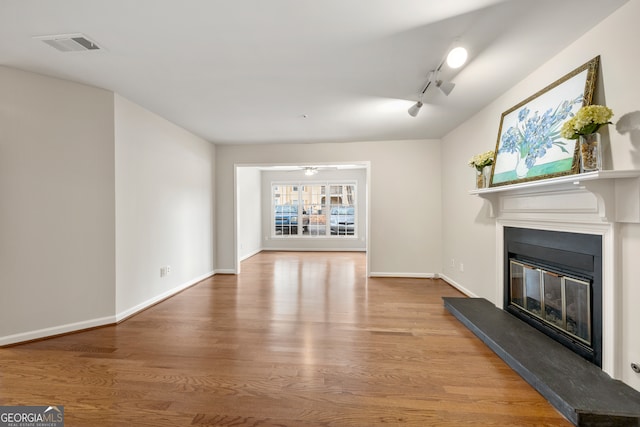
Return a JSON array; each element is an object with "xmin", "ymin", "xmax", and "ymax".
[
  {"xmin": 237, "ymin": 167, "xmax": 262, "ymax": 260},
  {"xmin": 0, "ymin": 70, "xmax": 216, "ymax": 344},
  {"xmin": 0, "ymin": 67, "xmax": 116, "ymax": 344},
  {"xmin": 216, "ymin": 140, "xmax": 442, "ymax": 276},
  {"xmin": 114, "ymin": 95, "xmax": 215, "ymax": 318},
  {"xmin": 261, "ymin": 168, "xmax": 367, "ymax": 252},
  {"xmin": 441, "ymin": 0, "xmax": 640, "ymax": 390}
]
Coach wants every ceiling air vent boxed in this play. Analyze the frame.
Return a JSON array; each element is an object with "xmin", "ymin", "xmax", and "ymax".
[{"xmin": 34, "ymin": 33, "xmax": 101, "ymax": 52}]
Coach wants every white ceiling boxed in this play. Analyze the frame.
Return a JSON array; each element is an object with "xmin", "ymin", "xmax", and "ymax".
[{"xmin": 0, "ymin": 0, "xmax": 628, "ymax": 145}]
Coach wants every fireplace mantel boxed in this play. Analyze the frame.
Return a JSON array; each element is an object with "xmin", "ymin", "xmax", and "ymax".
[
  {"xmin": 470, "ymin": 170, "xmax": 640, "ymax": 379},
  {"xmin": 469, "ymin": 170, "xmax": 640, "ymax": 224}
]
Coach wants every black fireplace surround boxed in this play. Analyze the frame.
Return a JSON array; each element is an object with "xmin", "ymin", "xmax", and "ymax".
[{"xmin": 503, "ymin": 227, "xmax": 602, "ymax": 367}]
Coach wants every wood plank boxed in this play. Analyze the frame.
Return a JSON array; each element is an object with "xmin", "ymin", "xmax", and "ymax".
[{"xmin": 0, "ymin": 252, "xmax": 571, "ymax": 426}]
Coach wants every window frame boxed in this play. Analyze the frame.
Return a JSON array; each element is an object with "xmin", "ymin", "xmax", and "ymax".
[{"xmin": 271, "ymin": 180, "xmax": 357, "ymax": 239}]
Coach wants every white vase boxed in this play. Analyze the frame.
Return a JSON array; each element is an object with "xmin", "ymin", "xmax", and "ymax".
[
  {"xmin": 475, "ymin": 168, "xmax": 484, "ymax": 188},
  {"xmin": 475, "ymin": 166, "xmax": 492, "ymax": 188},
  {"xmin": 482, "ymin": 165, "xmax": 492, "ymax": 187},
  {"xmin": 579, "ymin": 133, "xmax": 602, "ymax": 172},
  {"xmin": 515, "ymin": 157, "xmax": 529, "ymax": 178}
]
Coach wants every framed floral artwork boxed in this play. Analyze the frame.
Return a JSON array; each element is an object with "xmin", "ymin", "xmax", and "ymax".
[{"xmin": 489, "ymin": 56, "xmax": 599, "ymax": 187}]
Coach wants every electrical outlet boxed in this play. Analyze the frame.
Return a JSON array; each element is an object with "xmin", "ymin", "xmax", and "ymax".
[
  {"xmin": 166, "ymin": 265, "xmax": 171, "ymax": 275},
  {"xmin": 459, "ymin": 262, "xmax": 464, "ymax": 272},
  {"xmin": 450, "ymin": 258, "xmax": 455, "ymax": 268}
]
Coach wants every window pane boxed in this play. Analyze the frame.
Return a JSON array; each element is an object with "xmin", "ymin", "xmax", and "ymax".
[
  {"xmin": 274, "ymin": 185, "xmax": 301, "ymax": 236},
  {"xmin": 329, "ymin": 185, "xmax": 356, "ymax": 236},
  {"xmin": 303, "ymin": 185, "xmax": 326, "ymax": 236}
]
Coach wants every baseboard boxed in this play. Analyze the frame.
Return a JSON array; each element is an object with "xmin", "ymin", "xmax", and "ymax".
[
  {"xmin": 214, "ymin": 268, "xmax": 237, "ymax": 274},
  {"xmin": 0, "ymin": 315, "xmax": 116, "ymax": 347},
  {"xmin": 368, "ymin": 272, "xmax": 437, "ymax": 278},
  {"xmin": 438, "ymin": 274, "xmax": 478, "ymax": 297},
  {"xmin": 239, "ymin": 248, "xmax": 263, "ymax": 261},
  {"xmin": 116, "ymin": 270, "xmax": 215, "ymax": 322},
  {"xmin": 358, "ymin": 272, "xmax": 478, "ymax": 297},
  {"xmin": 263, "ymin": 248, "xmax": 366, "ymax": 252},
  {"xmin": 0, "ymin": 271, "xmax": 216, "ymax": 347}
]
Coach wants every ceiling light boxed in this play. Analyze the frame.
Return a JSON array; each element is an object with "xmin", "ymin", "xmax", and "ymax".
[
  {"xmin": 304, "ymin": 167, "xmax": 318, "ymax": 176},
  {"xmin": 408, "ymin": 101, "xmax": 423, "ymax": 117},
  {"xmin": 437, "ymin": 80, "xmax": 456, "ymax": 96},
  {"xmin": 446, "ymin": 46, "xmax": 468, "ymax": 69},
  {"xmin": 408, "ymin": 43, "xmax": 467, "ymax": 117}
]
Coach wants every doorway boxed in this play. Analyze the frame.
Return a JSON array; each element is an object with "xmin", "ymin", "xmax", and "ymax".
[{"xmin": 234, "ymin": 163, "xmax": 370, "ymax": 275}]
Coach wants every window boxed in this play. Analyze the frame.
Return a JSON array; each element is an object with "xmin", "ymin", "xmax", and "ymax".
[{"xmin": 272, "ymin": 182, "xmax": 356, "ymax": 237}]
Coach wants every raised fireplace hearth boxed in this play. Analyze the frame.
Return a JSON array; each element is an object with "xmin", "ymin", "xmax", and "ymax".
[
  {"xmin": 504, "ymin": 226, "xmax": 602, "ymax": 367},
  {"xmin": 444, "ymin": 297, "xmax": 640, "ymax": 426}
]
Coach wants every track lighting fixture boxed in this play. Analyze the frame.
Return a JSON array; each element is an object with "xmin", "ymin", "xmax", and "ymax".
[
  {"xmin": 446, "ymin": 46, "xmax": 468, "ymax": 69},
  {"xmin": 408, "ymin": 44, "xmax": 468, "ymax": 117},
  {"xmin": 408, "ymin": 101, "xmax": 423, "ymax": 117},
  {"xmin": 436, "ymin": 80, "xmax": 456, "ymax": 96}
]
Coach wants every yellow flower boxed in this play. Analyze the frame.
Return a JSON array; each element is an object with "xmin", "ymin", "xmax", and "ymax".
[
  {"xmin": 468, "ymin": 150, "xmax": 495, "ymax": 171},
  {"xmin": 560, "ymin": 105, "xmax": 613, "ymax": 139}
]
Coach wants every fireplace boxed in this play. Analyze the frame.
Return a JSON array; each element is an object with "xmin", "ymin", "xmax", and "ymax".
[{"xmin": 503, "ymin": 227, "xmax": 602, "ymax": 367}]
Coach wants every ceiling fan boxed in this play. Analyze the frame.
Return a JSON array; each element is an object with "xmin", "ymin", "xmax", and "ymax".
[{"xmin": 297, "ymin": 166, "xmax": 338, "ymax": 176}]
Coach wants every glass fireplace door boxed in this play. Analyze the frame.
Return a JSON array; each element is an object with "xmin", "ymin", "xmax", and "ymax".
[{"xmin": 509, "ymin": 260, "xmax": 591, "ymax": 345}]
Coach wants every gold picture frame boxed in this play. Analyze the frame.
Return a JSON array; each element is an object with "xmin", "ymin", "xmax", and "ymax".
[{"xmin": 490, "ymin": 56, "xmax": 599, "ymax": 187}]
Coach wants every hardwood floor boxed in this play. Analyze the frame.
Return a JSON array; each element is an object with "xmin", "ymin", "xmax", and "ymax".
[{"xmin": 0, "ymin": 252, "xmax": 570, "ymax": 426}]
